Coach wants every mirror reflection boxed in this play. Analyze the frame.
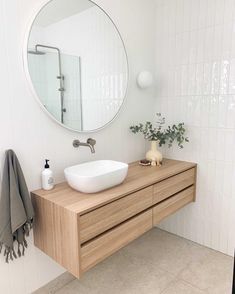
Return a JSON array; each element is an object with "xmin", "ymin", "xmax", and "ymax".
[{"xmin": 27, "ymin": 0, "xmax": 128, "ymax": 132}]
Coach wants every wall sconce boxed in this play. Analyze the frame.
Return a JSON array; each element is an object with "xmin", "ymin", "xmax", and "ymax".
[{"xmin": 137, "ymin": 71, "xmax": 153, "ymax": 89}]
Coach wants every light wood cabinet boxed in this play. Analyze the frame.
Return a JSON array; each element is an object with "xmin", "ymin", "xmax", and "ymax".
[
  {"xmin": 153, "ymin": 186, "xmax": 195, "ymax": 225},
  {"xmin": 153, "ymin": 168, "xmax": 195, "ymax": 204},
  {"xmin": 81, "ymin": 209, "xmax": 153, "ymax": 272},
  {"xmin": 80, "ymin": 186, "xmax": 153, "ymax": 243},
  {"xmin": 31, "ymin": 159, "xmax": 197, "ymax": 278}
]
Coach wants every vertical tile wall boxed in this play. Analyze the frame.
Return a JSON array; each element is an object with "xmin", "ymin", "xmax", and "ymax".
[{"xmin": 155, "ymin": 0, "xmax": 235, "ymax": 256}]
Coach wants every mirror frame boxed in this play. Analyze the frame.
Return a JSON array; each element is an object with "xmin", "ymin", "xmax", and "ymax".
[{"xmin": 23, "ymin": 0, "xmax": 129, "ymax": 133}]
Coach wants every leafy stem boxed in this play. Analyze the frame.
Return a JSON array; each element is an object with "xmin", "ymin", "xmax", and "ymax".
[{"xmin": 130, "ymin": 113, "xmax": 189, "ymax": 148}]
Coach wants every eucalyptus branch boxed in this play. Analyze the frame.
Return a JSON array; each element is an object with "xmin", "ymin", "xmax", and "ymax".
[{"xmin": 130, "ymin": 113, "xmax": 189, "ymax": 148}]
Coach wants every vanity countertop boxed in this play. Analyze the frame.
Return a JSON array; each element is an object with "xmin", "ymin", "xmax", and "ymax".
[
  {"xmin": 32, "ymin": 158, "xmax": 196, "ymax": 215},
  {"xmin": 32, "ymin": 158, "xmax": 197, "ymax": 278}
]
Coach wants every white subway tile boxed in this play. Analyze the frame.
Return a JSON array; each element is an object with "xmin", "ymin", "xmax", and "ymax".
[
  {"xmin": 188, "ymin": 64, "xmax": 196, "ymax": 95},
  {"xmin": 226, "ymin": 95, "xmax": 235, "ymax": 128},
  {"xmin": 189, "ymin": 0, "xmax": 199, "ymax": 30},
  {"xmin": 221, "ymin": 24, "xmax": 233, "ymax": 59},
  {"xmin": 218, "ymin": 95, "xmax": 228, "ymax": 127},
  {"xmin": 197, "ymin": 29, "xmax": 206, "ymax": 63},
  {"xmin": 223, "ymin": 0, "xmax": 235, "ymax": 24},
  {"xmin": 215, "ymin": 0, "xmax": 225, "ymax": 25},
  {"xmin": 175, "ymin": 0, "xmax": 184, "ymax": 33},
  {"xmin": 220, "ymin": 60, "xmax": 230, "ymax": 94},
  {"xmin": 200, "ymin": 96, "xmax": 210, "ymax": 127},
  {"xmin": 183, "ymin": 0, "xmax": 191, "ymax": 31},
  {"xmin": 181, "ymin": 64, "xmax": 189, "ymax": 95},
  {"xmin": 204, "ymin": 27, "xmax": 215, "ymax": 62},
  {"xmin": 203, "ymin": 63, "xmax": 212, "ymax": 94},
  {"xmin": 213, "ymin": 25, "xmax": 223, "ymax": 60},
  {"xmin": 229, "ymin": 59, "xmax": 235, "ymax": 93},
  {"xmin": 206, "ymin": 0, "xmax": 216, "ymax": 27},
  {"xmin": 208, "ymin": 128, "xmax": 218, "ymax": 160},
  {"xmin": 189, "ymin": 30, "xmax": 198, "ymax": 64},
  {"xmin": 230, "ymin": 23, "xmax": 235, "ymax": 58},
  {"xmin": 195, "ymin": 63, "xmax": 204, "ymax": 95},
  {"xmin": 198, "ymin": 0, "xmax": 208, "ymax": 29},
  {"xmin": 208, "ymin": 95, "xmax": 219, "ymax": 128},
  {"xmin": 155, "ymin": 0, "xmax": 235, "ymax": 257}
]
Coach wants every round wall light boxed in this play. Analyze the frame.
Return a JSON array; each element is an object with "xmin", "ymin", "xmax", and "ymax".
[{"xmin": 137, "ymin": 71, "xmax": 153, "ymax": 89}]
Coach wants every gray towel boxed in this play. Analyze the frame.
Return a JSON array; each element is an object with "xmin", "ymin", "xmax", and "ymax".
[{"xmin": 0, "ymin": 150, "xmax": 34, "ymax": 262}]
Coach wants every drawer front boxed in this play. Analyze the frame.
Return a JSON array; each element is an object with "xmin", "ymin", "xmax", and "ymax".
[
  {"xmin": 153, "ymin": 186, "xmax": 194, "ymax": 225},
  {"xmin": 81, "ymin": 209, "xmax": 153, "ymax": 272},
  {"xmin": 80, "ymin": 186, "xmax": 153, "ymax": 243},
  {"xmin": 153, "ymin": 168, "xmax": 195, "ymax": 204}
]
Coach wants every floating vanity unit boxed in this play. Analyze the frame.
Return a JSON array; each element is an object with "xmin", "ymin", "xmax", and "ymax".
[{"xmin": 31, "ymin": 159, "xmax": 197, "ymax": 278}]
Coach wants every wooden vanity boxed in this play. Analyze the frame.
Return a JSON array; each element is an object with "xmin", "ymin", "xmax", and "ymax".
[{"xmin": 31, "ymin": 159, "xmax": 197, "ymax": 278}]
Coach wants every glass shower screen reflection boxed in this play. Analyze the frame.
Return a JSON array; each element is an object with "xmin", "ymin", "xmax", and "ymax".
[{"xmin": 28, "ymin": 51, "xmax": 82, "ymax": 130}]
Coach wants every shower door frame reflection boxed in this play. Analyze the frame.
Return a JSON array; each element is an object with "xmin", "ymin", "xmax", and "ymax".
[{"xmin": 28, "ymin": 48, "xmax": 83, "ymax": 131}]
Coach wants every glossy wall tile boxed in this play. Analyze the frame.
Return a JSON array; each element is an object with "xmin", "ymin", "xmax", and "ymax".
[{"xmin": 155, "ymin": 0, "xmax": 235, "ymax": 256}]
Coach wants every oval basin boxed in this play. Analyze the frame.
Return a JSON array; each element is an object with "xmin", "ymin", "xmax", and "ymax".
[{"xmin": 64, "ymin": 160, "xmax": 128, "ymax": 193}]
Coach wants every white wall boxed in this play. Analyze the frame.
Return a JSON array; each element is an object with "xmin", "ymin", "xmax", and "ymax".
[
  {"xmin": 0, "ymin": 0, "xmax": 156, "ymax": 293},
  {"xmin": 154, "ymin": 0, "xmax": 235, "ymax": 257}
]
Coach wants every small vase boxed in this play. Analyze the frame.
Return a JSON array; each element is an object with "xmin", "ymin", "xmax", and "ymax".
[{"xmin": 146, "ymin": 141, "xmax": 163, "ymax": 166}]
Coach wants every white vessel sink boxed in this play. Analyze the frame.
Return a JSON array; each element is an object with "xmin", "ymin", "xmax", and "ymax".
[{"xmin": 64, "ymin": 160, "xmax": 129, "ymax": 193}]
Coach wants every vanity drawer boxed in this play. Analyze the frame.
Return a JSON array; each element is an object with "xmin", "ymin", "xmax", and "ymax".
[
  {"xmin": 153, "ymin": 186, "xmax": 194, "ymax": 225},
  {"xmin": 80, "ymin": 186, "xmax": 153, "ymax": 243},
  {"xmin": 153, "ymin": 168, "xmax": 195, "ymax": 204},
  {"xmin": 81, "ymin": 209, "xmax": 153, "ymax": 272}
]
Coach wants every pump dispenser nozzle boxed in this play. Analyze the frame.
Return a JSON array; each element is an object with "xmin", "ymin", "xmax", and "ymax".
[{"xmin": 45, "ymin": 159, "xmax": 50, "ymax": 169}]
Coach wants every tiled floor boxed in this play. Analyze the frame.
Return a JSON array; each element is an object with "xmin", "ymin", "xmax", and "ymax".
[{"xmin": 34, "ymin": 229, "xmax": 234, "ymax": 294}]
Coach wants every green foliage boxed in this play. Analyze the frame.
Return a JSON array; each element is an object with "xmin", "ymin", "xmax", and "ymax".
[{"xmin": 130, "ymin": 113, "xmax": 189, "ymax": 148}]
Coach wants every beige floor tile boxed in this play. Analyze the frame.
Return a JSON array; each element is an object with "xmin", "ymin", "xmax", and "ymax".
[
  {"xmin": 111, "ymin": 251, "xmax": 176, "ymax": 294},
  {"xmin": 178, "ymin": 244, "xmax": 233, "ymax": 294},
  {"xmin": 122, "ymin": 228, "xmax": 194, "ymax": 275},
  {"xmin": 57, "ymin": 244, "xmax": 176, "ymax": 294},
  {"xmin": 38, "ymin": 229, "xmax": 233, "ymax": 294},
  {"xmin": 56, "ymin": 255, "xmax": 125, "ymax": 294},
  {"xmin": 161, "ymin": 280, "xmax": 205, "ymax": 294},
  {"xmin": 55, "ymin": 280, "xmax": 93, "ymax": 294}
]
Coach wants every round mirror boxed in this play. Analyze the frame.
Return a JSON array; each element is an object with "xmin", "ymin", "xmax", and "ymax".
[{"xmin": 25, "ymin": 0, "xmax": 128, "ymax": 132}]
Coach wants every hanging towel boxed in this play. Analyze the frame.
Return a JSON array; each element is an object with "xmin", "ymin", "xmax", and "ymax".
[{"xmin": 0, "ymin": 150, "xmax": 34, "ymax": 262}]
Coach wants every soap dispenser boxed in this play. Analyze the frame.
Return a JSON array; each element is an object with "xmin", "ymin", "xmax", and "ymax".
[{"xmin": 42, "ymin": 159, "xmax": 54, "ymax": 190}]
